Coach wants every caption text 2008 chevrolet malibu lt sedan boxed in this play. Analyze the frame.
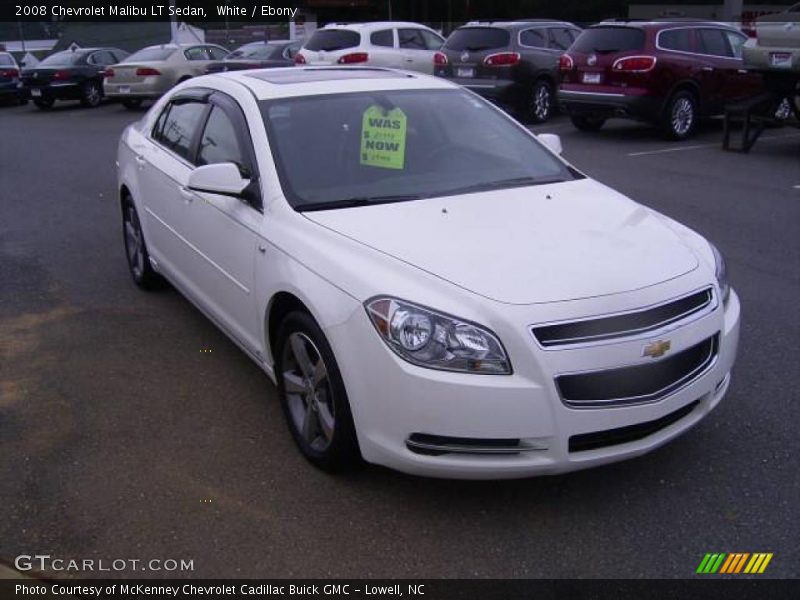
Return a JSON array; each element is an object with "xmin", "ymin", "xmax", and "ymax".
[{"xmin": 116, "ymin": 67, "xmax": 740, "ymax": 479}]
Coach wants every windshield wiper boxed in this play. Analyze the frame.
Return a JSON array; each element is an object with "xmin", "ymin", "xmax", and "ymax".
[
  {"xmin": 439, "ymin": 176, "xmax": 565, "ymax": 197},
  {"xmin": 296, "ymin": 194, "xmax": 422, "ymax": 212}
]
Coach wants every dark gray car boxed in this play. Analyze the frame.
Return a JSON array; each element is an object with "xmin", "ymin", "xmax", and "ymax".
[{"xmin": 435, "ymin": 20, "xmax": 581, "ymax": 123}]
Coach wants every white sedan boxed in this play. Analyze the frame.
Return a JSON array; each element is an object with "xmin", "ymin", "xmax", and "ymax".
[{"xmin": 116, "ymin": 67, "xmax": 740, "ymax": 479}]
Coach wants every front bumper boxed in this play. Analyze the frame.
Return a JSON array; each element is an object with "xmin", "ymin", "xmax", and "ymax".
[
  {"xmin": 329, "ymin": 286, "xmax": 740, "ymax": 479},
  {"xmin": 559, "ymin": 85, "xmax": 663, "ymax": 121}
]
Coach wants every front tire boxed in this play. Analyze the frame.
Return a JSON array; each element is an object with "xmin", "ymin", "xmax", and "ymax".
[
  {"xmin": 122, "ymin": 98, "xmax": 144, "ymax": 110},
  {"xmin": 569, "ymin": 114, "xmax": 606, "ymax": 131},
  {"xmin": 275, "ymin": 311, "xmax": 360, "ymax": 472},
  {"xmin": 80, "ymin": 81, "xmax": 103, "ymax": 107},
  {"xmin": 33, "ymin": 97, "xmax": 54, "ymax": 110},
  {"xmin": 526, "ymin": 79, "xmax": 554, "ymax": 124},
  {"xmin": 662, "ymin": 90, "xmax": 697, "ymax": 140},
  {"xmin": 122, "ymin": 197, "xmax": 163, "ymax": 290}
]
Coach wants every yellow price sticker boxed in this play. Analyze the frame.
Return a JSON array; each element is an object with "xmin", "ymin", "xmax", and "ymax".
[{"xmin": 360, "ymin": 105, "xmax": 407, "ymax": 170}]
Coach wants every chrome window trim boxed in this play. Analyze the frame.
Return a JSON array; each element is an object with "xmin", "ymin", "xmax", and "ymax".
[
  {"xmin": 655, "ymin": 25, "xmax": 747, "ymax": 60},
  {"xmin": 529, "ymin": 286, "xmax": 717, "ymax": 351}
]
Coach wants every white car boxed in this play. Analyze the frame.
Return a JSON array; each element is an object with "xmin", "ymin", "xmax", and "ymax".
[
  {"xmin": 116, "ymin": 67, "xmax": 740, "ymax": 479},
  {"xmin": 294, "ymin": 22, "xmax": 444, "ymax": 74}
]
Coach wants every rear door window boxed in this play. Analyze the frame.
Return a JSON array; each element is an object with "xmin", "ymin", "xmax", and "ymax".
[
  {"xmin": 370, "ymin": 29, "xmax": 394, "ymax": 48},
  {"xmin": 723, "ymin": 31, "xmax": 747, "ymax": 58},
  {"xmin": 399, "ymin": 29, "xmax": 428, "ymax": 50},
  {"xmin": 549, "ymin": 28, "xmax": 576, "ymax": 51},
  {"xmin": 206, "ymin": 46, "xmax": 228, "ymax": 60},
  {"xmin": 699, "ymin": 29, "xmax": 732, "ymax": 57},
  {"xmin": 419, "ymin": 30, "xmax": 444, "ymax": 50},
  {"xmin": 154, "ymin": 101, "xmax": 208, "ymax": 162},
  {"xmin": 444, "ymin": 27, "xmax": 511, "ymax": 52},
  {"xmin": 89, "ymin": 51, "xmax": 116, "ymax": 65},
  {"xmin": 305, "ymin": 30, "xmax": 361, "ymax": 52},
  {"xmin": 519, "ymin": 28, "xmax": 547, "ymax": 48},
  {"xmin": 659, "ymin": 28, "xmax": 691, "ymax": 52},
  {"xmin": 571, "ymin": 27, "xmax": 645, "ymax": 54},
  {"xmin": 184, "ymin": 47, "xmax": 209, "ymax": 61}
]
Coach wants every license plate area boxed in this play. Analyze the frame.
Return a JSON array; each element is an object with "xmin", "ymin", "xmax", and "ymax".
[
  {"xmin": 769, "ymin": 52, "xmax": 792, "ymax": 68},
  {"xmin": 457, "ymin": 67, "xmax": 475, "ymax": 78},
  {"xmin": 582, "ymin": 72, "xmax": 602, "ymax": 84},
  {"xmin": 119, "ymin": 85, "xmax": 131, "ymax": 94},
  {"xmin": 31, "ymin": 88, "xmax": 41, "ymax": 97}
]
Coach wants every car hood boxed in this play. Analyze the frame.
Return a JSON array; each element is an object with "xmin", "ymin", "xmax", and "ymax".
[{"xmin": 303, "ymin": 179, "xmax": 700, "ymax": 305}]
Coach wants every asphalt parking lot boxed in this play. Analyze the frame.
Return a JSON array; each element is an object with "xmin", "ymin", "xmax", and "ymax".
[{"xmin": 1, "ymin": 99, "xmax": 798, "ymax": 579}]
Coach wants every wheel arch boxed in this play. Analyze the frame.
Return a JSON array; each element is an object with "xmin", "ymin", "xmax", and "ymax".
[{"xmin": 662, "ymin": 80, "xmax": 701, "ymax": 115}]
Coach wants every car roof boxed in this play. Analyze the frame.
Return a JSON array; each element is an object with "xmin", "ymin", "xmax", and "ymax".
[
  {"xmin": 460, "ymin": 20, "xmax": 577, "ymax": 30},
  {"xmin": 217, "ymin": 66, "xmax": 455, "ymax": 100},
  {"xmin": 321, "ymin": 21, "xmax": 434, "ymax": 31},
  {"xmin": 592, "ymin": 20, "xmax": 741, "ymax": 31}
]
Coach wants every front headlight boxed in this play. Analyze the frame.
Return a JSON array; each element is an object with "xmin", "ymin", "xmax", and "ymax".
[
  {"xmin": 710, "ymin": 243, "xmax": 730, "ymax": 304},
  {"xmin": 365, "ymin": 297, "xmax": 511, "ymax": 375}
]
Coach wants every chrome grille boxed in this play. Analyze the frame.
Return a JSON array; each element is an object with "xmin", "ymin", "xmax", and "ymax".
[
  {"xmin": 556, "ymin": 334, "xmax": 719, "ymax": 407},
  {"xmin": 533, "ymin": 288, "xmax": 714, "ymax": 348}
]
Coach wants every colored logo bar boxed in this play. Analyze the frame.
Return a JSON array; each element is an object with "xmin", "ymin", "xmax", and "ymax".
[{"xmin": 697, "ymin": 553, "xmax": 773, "ymax": 574}]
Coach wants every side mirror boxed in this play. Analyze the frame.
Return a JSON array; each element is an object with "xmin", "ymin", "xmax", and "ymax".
[
  {"xmin": 538, "ymin": 133, "xmax": 563, "ymax": 155},
  {"xmin": 187, "ymin": 163, "xmax": 249, "ymax": 198}
]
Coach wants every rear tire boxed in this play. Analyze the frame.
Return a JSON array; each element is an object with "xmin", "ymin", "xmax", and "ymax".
[
  {"xmin": 121, "ymin": 98, "xmax": 144, "ymax": 110},
  {"xmin": 275, "ymin": 311, "xmax": 360, "ymax": 472},
  {"xmin": 122, "ymin": 196, "xmax": 164, "ymax": 290},
  {"xmin": 33, "ymin": 97, "xmax": 54, "ymax": 110},
  {"xmin": 80, "ymin": 80, "xmax": 103, "ymax": 108},
  {"xmin": 526, "ymin": 79, "xmax": 554, "ymax": 124},
  {"xmin": 662, "ymin": 90, "xmax": 697, "ymax": 140},
  {"xmin": 569, "ymin": 114, "xmax": 606, "ymax": 131}
]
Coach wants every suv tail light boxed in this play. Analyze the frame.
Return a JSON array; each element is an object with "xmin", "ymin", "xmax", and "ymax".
[
  {"xmin": 337, "ymin": 52, "xmax": 368, "ymax": 64},
  {"xmin": 483, "ymin": 52, "xmax": 520, "ymax": 67},
  {"xmin": 0, "ymin": 68, "xmax": 19, "ymax": 78},
  {"xmin": 136, "ymin": 67, "xmax": 161, "ymax": 76},
  {"xmin": 558, "ymin": 54, "xmax": 574, "ymax": 71},
  {"xmin": 294, "ymin": 53, "xmax": 306, "ymax": 65},
  {"xmin": 612, "ymin": 55, "xmax": 657, "ymax": 73},
  {"xmin": 103, "ymin": 68, "xmax": 114, "ymax": 78},
  {"xmin": 53, "ymin": 69, "xmax": 72, "ymax": 80},
  {"xmin": 433, "ymin": 52, "xmax": 448, "ymax": 66}
]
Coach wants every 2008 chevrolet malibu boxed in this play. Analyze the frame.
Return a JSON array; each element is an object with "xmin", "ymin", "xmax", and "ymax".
[{"xmin": 116, "ymin": 67, "xmax": 740, "ymax": 479}]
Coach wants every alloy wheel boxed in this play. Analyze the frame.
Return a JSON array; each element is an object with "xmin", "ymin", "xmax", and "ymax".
[
  {"xmin": 124, "ymin": 206, "xmax": 145, "ymax": 279},
  {"xmin": 671, "ymin": 97, "xmax": 694, "ymax": 137},
  {"xmin": 532, "ymin": 84, "xmax": 551, "ymax": 122},
  {"xmin": 282, "ymin": 332, "xmax": 335, "ymax": 452}
]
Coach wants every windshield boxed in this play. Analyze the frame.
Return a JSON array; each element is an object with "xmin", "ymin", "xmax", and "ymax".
[
  {"xmin": 571, "ymin": 27, "xmax": 645, "ymax": 53},
  {"xmin": 444, "ymin": 28, "xmax": 511, "ymax": 52},
  {"xmin": 261, "ymin": 89, "xmax": 576, "ymax": 211},
  {"xmin": 228, "ymin": 44, "xmax": 281, "ymax": 60},
  {"xmin": 123, "ymin": 47, "xmax": 176, "ymax": 62},
  {"xmin": 40, "ymin": 51, "xmax": 87, "ymax": 66}
]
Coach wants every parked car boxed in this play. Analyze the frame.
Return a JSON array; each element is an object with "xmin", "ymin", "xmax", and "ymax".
[
  {"xmin": 205, "ymin": 40, "xmax": 302, "ymax": 74},
  {"xmin": 116, "ymin": 66, "xmax": 739, "ymax": 478},
  {"xmin": 294, "ymin": 22, "xmax": 445, "ymax": 74},
  {"xmin": 742, "ymin": 2, "xmax": 800, "ymax": 117},
  {"xmin": 104, "ymin": 43, "xmax": 229, "ymax": 109},
  {"xmin": 559, "ymin": 21, "xmax": 765, "ymax": 139},
  {"xmin": 434, "ymin": 20, "xmax": 582, "ymax": 123},
  {"xmin": 21, "ymin": 47, "xmax": 129, "ymax": 109},
  {"xmin": 0, "ymin": 51, "xmax": 26, "ymax": 105}
]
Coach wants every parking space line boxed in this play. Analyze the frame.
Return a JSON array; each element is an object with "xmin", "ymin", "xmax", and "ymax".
[{"xmin": 627, "ymin": 132, "xmax": 800, "ymax": 157}]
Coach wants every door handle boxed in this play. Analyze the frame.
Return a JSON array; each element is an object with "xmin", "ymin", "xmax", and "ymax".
[
  {"xmin": 135, "ymin": 155, "xmax": 146, "ymax": 168},
  {"xmin": 701, "ymin": 66, "xmax": 714, "ymax": 72},
  {"xmin": 180, "ymin": 187, "xmax": 195, "ymax": 203},
  {"xmin": 737, "ymin": 69, "xmax": 748, "ymax": 74}
]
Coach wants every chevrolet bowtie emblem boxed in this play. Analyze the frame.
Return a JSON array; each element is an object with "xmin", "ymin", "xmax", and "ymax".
[{"xmin": 643, "ymin": 340, "xmax": 671, "ymax": 359}]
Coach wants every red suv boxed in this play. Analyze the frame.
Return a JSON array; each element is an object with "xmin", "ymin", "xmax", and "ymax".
[{"xmin": 559, "ymin": 21, "xmax": 763, "ymax": 139}]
